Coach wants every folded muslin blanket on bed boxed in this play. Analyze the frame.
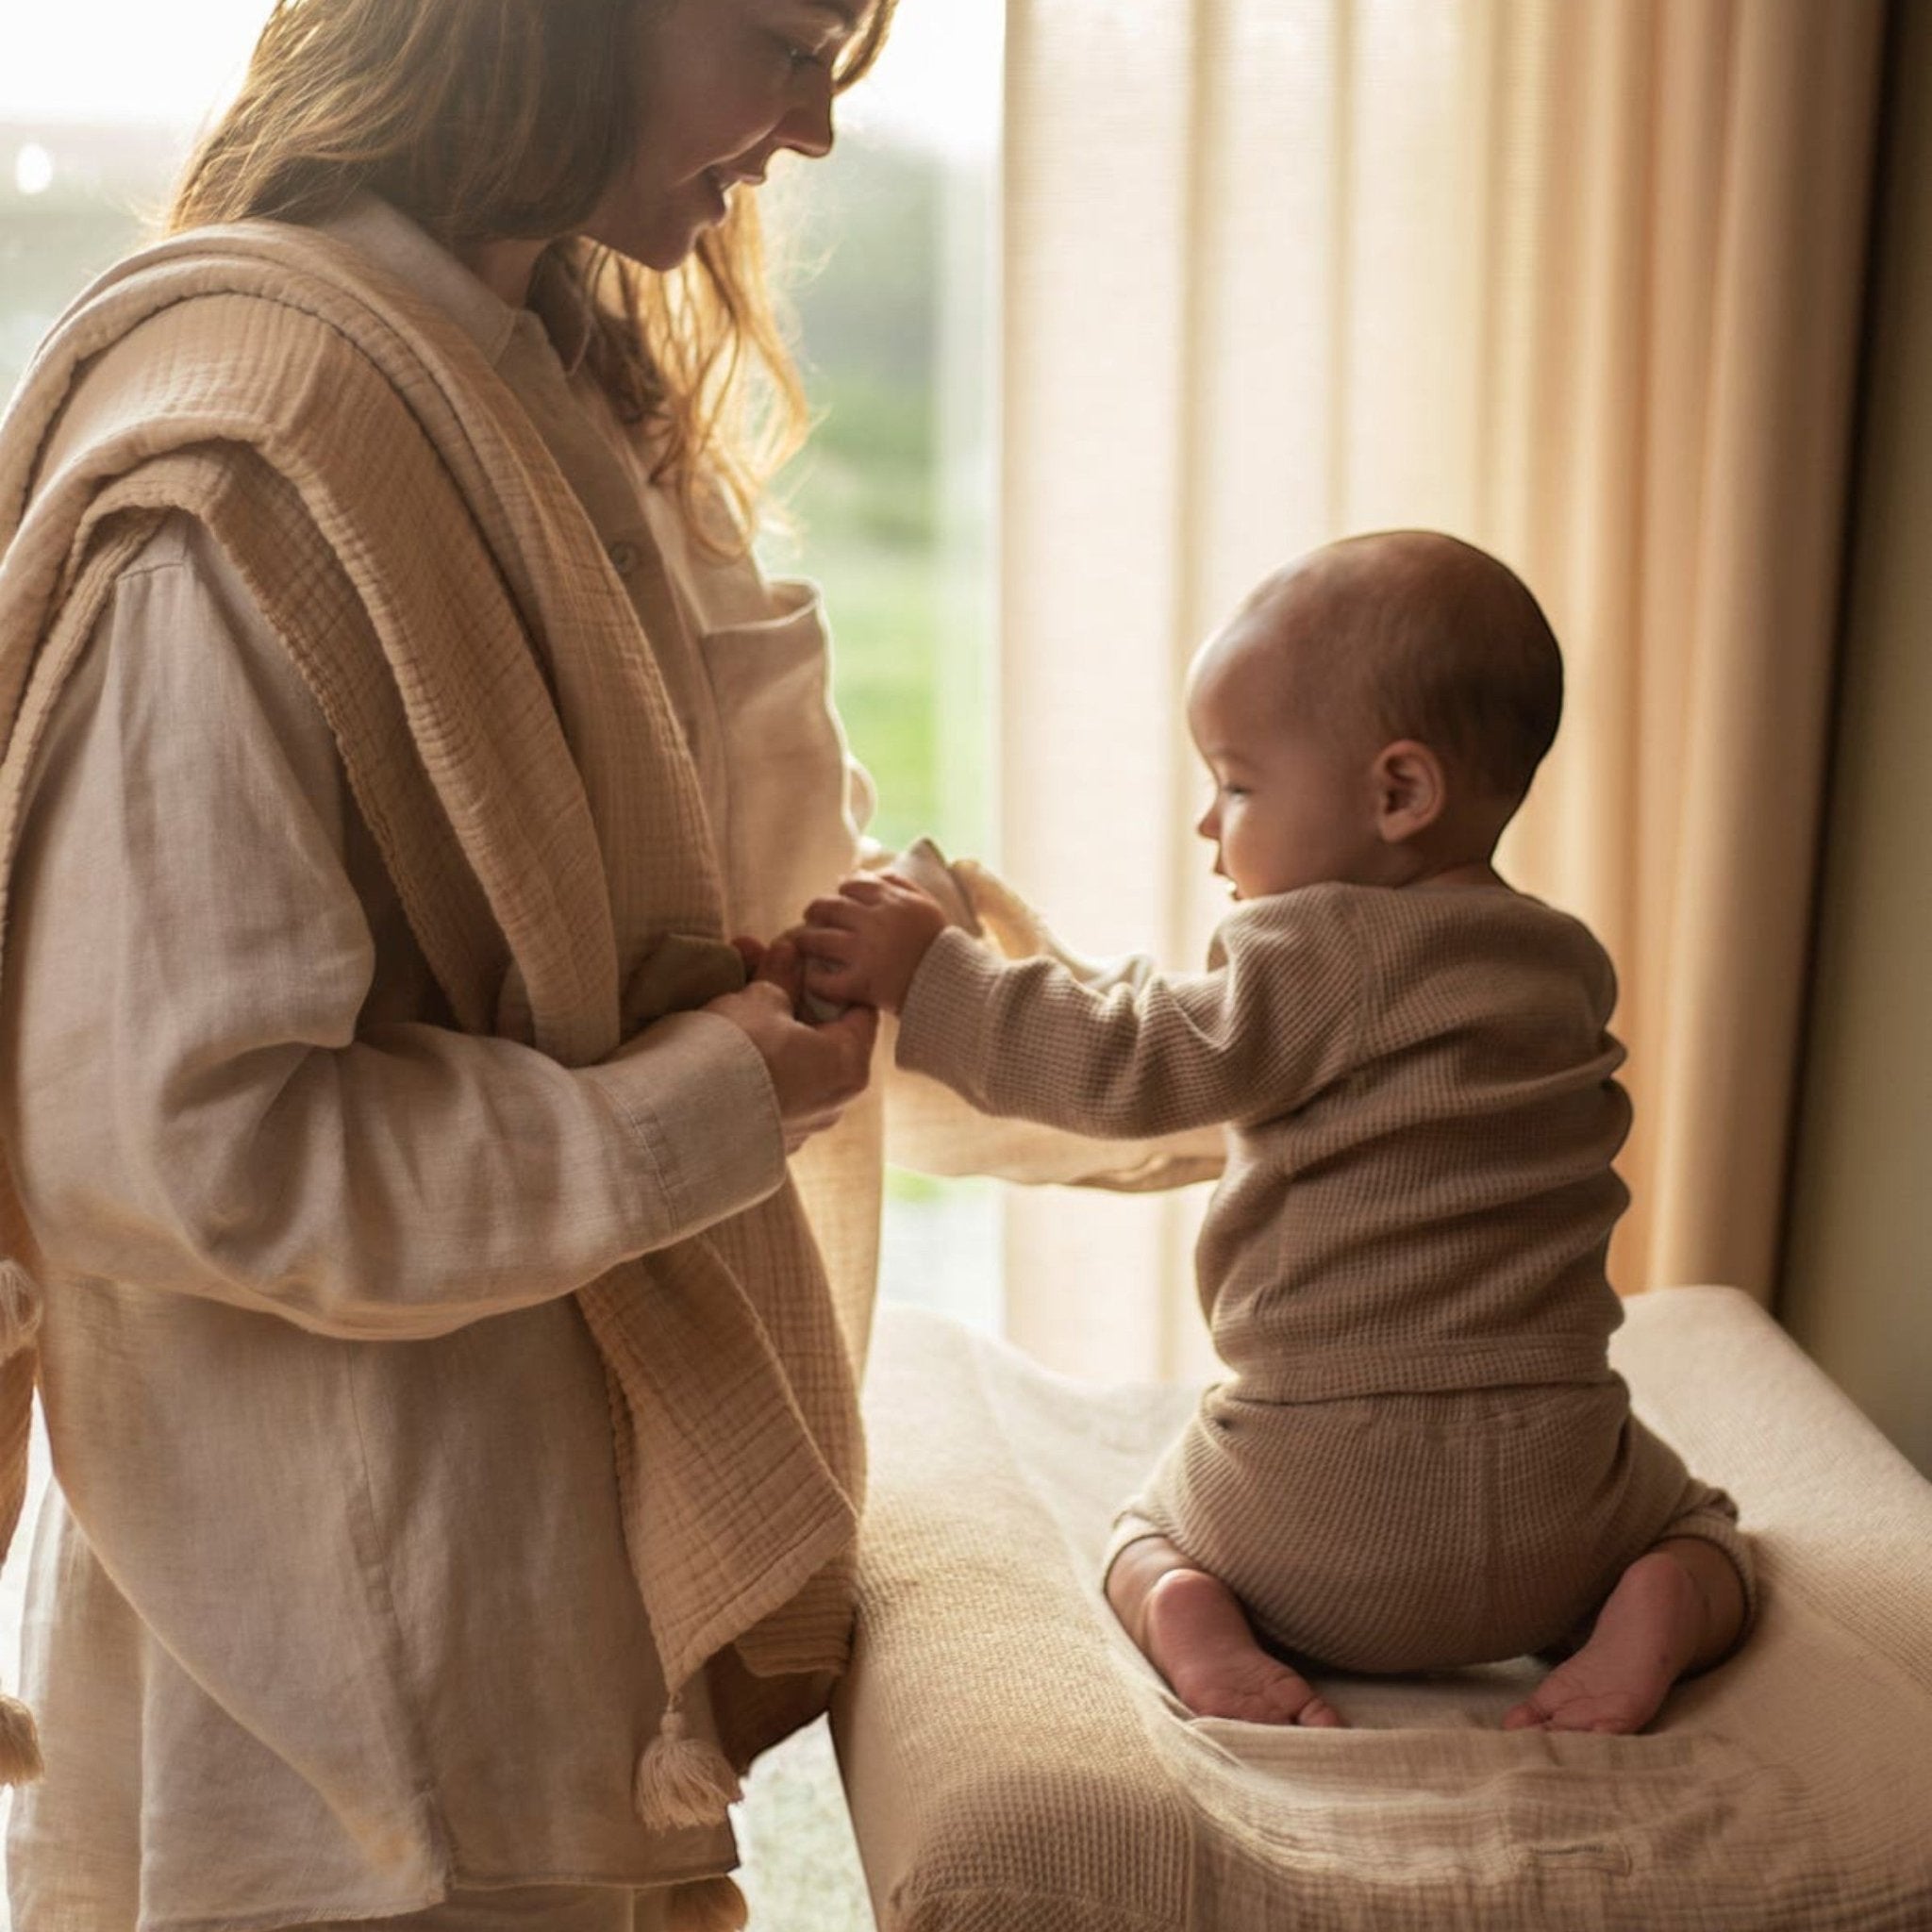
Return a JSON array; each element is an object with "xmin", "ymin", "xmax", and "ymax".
[{"xmin": 835, "ymin": 1287, "xmax": 1932, "ymax": 1931}]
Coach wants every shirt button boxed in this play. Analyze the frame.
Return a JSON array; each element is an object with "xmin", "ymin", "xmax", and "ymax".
[{"xmin": 608, "ymin": 539, "xmax": 641, "ymax": 576}]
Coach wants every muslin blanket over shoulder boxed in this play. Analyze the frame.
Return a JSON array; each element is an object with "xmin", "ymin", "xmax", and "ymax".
[{"xmin": 0, "ymin": 222, "xmax": 863, "ymax": 1829}]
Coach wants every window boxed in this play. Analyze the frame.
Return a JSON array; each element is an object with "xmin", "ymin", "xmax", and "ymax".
[{"xmin": 765, "ymin": 10, "xmax": 1005, "ymax": 1338}]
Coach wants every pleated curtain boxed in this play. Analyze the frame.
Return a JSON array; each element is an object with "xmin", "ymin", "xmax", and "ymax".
[{"xmin": 995, "ymin": 0, "xmax": 1887, "ymax": 1377}]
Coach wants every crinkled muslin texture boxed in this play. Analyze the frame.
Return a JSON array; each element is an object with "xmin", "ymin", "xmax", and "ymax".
[
  {"xmin": 836, "ymin": 1289, "xmax": 1932, "ymax": 1931},
  {"xmin": 0, "ymin": 216, "xmax": 863, "ymax": 1873}
]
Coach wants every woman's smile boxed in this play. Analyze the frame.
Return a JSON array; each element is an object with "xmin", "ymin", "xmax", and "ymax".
[{"xmin": 587, "ymin": 0, "xmax": 853, "ymax": 271}]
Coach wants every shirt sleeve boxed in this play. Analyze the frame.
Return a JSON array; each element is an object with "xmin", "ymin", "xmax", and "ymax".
[
  {"xmin": 893, "ymin": 892, "xmax": 1365, "ymax": 1140},
  {"xmin": 0, "ymin": 515, "xmax": 787, "ymax": 1341}
]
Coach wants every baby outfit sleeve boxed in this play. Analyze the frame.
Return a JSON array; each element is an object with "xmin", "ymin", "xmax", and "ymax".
[
  {"xmin": 893, "ymin": 889, "xmax": 1364, "ymax": 1140},
  {"xmin": 0, "ymin": 515, "xmax": 787, "ymax": 1342},
  {"xmin": 874, "ymin": 848, "xmax": 1227, "ymax": 1187}
]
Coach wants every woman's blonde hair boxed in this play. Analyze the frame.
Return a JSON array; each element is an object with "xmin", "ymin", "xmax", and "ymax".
[{"xmin": 166, "ymin": 0, "xmax": 895, "ymax": 549}]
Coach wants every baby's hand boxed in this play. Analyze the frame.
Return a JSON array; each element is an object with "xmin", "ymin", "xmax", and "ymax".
[{"xmin": 797, "ymin": 874, "xmax": 949, "ymax": 1013}]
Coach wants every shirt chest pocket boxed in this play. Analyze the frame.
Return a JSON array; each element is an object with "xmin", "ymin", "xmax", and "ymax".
[{"xmin": 696, "ymin": 578, "xmax": 865, "ymax": 941}]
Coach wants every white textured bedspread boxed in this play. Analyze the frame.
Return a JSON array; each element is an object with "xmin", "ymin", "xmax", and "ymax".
[{"xmin": 833, "ymin": 1287, "xmax": 1932, "ymax": 1930}]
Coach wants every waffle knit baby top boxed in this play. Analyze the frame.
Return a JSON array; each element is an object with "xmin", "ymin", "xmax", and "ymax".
[{"xmin": 897, "ymin": 881, "xmax": 1633, "ymax": 1404}]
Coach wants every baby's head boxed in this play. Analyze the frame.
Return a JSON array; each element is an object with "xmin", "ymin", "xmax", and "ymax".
[{"xmin": 1186, "ymin": 530, "xmax": 1561, "ymax": 900}]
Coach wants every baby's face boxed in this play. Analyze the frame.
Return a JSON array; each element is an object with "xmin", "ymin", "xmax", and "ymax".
[{"xmin": 1186, "ymin": 612, "xmax": 1385, "ymax": 903}]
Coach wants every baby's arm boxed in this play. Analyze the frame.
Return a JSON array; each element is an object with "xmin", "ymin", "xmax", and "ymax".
[
  {"xmin": 800, "ymin": 877, "xmax": 1362, "ymax": 1140},
  {"xmin": 821, "ymin": 852, "xmax": 1227, "ymax": 1192}
]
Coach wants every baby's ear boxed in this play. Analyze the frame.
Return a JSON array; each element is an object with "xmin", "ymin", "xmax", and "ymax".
[{"xmin": 1373, "ymin": 739, "xmax": 1449, "ymax": 842}]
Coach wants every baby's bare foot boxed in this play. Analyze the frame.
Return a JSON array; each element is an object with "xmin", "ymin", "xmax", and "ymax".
[
  {"xmin": 1503, "ymin": 1549, "xmax": 1707, "ymax": 1735},
  {"xmin": 1141, "ymin": 1568, "xmax": 1345, "ymax": 1727}
]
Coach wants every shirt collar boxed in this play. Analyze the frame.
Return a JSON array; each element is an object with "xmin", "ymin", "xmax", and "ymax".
[{"xmin": 315, "ymin": 192, "xmax": 527, "ymax": 368}]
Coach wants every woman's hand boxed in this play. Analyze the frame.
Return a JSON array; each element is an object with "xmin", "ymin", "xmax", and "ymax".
[
  {"xmin": 705, "ymin": 938, "xmax": 877, "ymax": 1153},
  {"xmin": 796, "ymin": 874, "xmax": 950, "ymax": 1013}
]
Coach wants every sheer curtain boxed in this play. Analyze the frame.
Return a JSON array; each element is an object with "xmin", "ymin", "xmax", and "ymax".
[{"xmin": 995, "ymin": 0, "xmax": 1886, "ymax": 1377}]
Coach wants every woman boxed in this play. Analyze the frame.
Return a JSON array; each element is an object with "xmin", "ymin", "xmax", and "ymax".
[{"xmin": 0, "ymin": 2, "xmax": 896, "ymax": 1926}]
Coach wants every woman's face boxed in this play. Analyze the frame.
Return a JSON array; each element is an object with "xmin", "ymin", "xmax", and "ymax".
[{"xmin": 585, "ymin": 0, "xmax": 864, "ymax": 270}]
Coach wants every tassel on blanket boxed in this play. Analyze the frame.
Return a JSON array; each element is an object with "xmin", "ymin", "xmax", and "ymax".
[
  {"xmin": 0, "ymin": 1695, "xmax": 42, "ymax": 1785},
  {"xmin": 634, "ymin": 1700, "xmax": 741, "ymax": 1832},
  {"xmin": 665, "ymin": 1876, "xmax": 749, "ymax": 1932}
]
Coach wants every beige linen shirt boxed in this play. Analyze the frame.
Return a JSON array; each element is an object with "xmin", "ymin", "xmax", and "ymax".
[{"xmin": 0, "ymin": 199, "xmax": 872, "ymax": 1931}]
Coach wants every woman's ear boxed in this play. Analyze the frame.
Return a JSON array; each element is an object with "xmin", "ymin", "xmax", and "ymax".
[{"xmin": 1371, "ymin": 739, "xmax": 1449, "ymax": 844}]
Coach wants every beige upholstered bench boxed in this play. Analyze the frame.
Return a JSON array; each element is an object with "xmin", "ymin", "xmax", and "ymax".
[{"xmin": 832, "ymin": 1286, "xmax": 1932, "ymax": 1930}]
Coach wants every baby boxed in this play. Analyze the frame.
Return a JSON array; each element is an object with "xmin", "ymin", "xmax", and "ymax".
[{"xmin": 798, "ymin": 530, "xmax": 1754, "ymax": 1734}]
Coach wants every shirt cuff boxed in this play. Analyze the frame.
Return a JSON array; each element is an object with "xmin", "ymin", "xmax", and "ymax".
[
  {"xmin": 583, "ymin": 1009, "xmax": 788, "ymax": 1245},
  {"xmin": 894, "ymin": 926, "xmax": 1003, "ymax": 1092}
]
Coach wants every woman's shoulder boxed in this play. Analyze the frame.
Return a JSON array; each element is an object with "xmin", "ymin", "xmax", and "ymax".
[
  {"xmin": 111, "ymin": 506, "xmax": 244, "ymax": 584},
  {"xmin": 106, "ymin": 508, "xmax": 248, "ymax": 607},
  {"xmin": 12, "ymin": 507, "xmax": 347, "ymax": 849},
  {"xmin": 98, "ymin": 510, "xmax": 325, "ymax": 732}
]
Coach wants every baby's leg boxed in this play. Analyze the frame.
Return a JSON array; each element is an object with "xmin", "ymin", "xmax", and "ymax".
[
  {"xmin": 1106, "ymin": 1533, "xmax": 1345, "ymax": 1727},
  {"xmin": 1502, "ymin": 1536, "xmax": 1748, "ymax": 1735}
]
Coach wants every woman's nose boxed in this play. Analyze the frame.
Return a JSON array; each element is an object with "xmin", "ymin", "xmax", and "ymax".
[
  {"xmin": 779, "ymin": 68, "xmax": 837, "ymax": 159},
  {"xmin": 1196, "ymin": 803, "xmax": 1219, "ymax": 841}
]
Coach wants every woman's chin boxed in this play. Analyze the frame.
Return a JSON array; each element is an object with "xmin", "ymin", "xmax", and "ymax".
[{"xmin": 580, "ymin": 217, "xmax": 703, "ymax": 275}]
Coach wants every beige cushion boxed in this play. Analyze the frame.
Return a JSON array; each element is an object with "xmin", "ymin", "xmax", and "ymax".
[{"xmin": 833, "ymin": 1287, "xmax": 1932, "ymax": 1930}]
